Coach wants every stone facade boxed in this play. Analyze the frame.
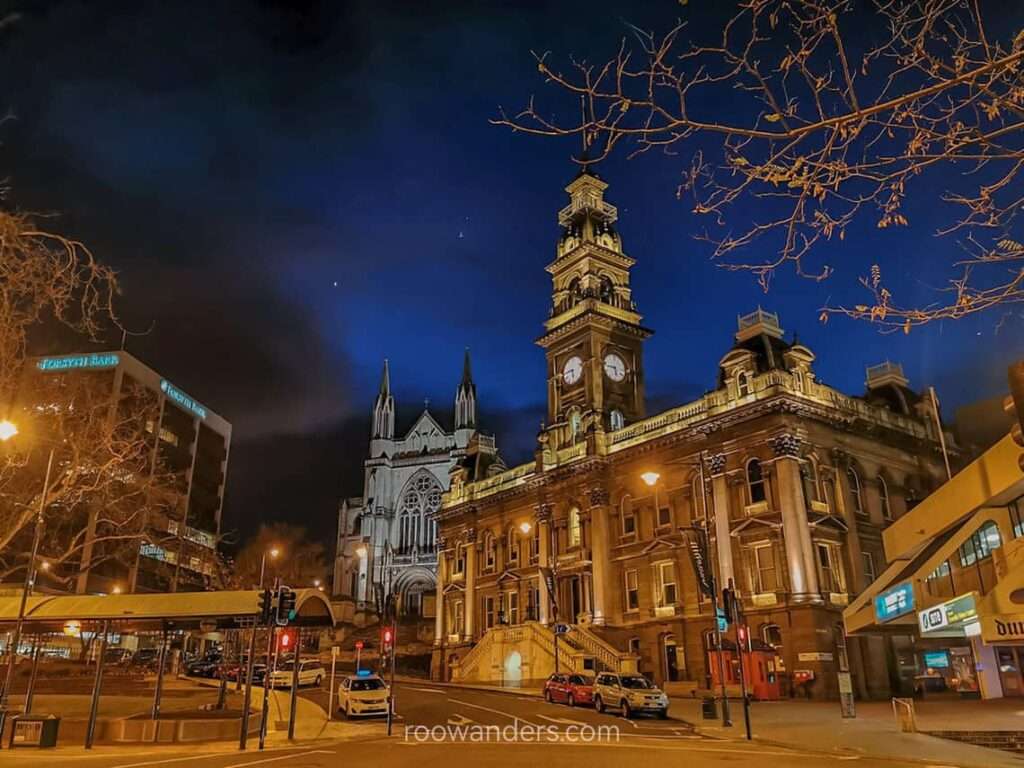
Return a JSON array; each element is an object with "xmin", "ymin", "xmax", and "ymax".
[{"xmin": 430, "ymin": 170, "xmax": 952, "ymax": 699}]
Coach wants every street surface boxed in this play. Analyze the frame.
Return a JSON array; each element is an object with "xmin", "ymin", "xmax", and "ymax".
[{"xmin": 0, "ymin": 682, "xmax": 974, "ymax": 767}]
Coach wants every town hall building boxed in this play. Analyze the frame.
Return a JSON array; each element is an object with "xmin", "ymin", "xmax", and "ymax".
[{"xmin": 430, "ymin": 168, "xmax": 954, "ymax": 700}]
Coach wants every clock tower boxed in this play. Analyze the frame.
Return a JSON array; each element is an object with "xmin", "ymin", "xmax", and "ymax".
[{"xmin": 537, "ymin": 168, "xmax": 652, "ymax": 449}]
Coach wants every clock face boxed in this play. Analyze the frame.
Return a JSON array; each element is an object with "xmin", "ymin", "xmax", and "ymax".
[
  {"xmin": 603, "ymin": 353, "xmax": 627, "ymax": 382},
  {"xmin": 562, "ymin": 356, "xmax": 583, "ymax": 385}
]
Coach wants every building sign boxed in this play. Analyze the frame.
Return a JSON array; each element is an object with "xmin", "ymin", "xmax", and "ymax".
[
  {"xmin": 919, "ymin": 593, "xmax": 978, "ymax": 634},
  {"xmin": 684, "ymin": 530, "xmax": 715, "ymax": 597},
  {"xmin": 982, "ymin": 614, "xmax": 1024, "ymax": 643},
  {"xmin": 160, "ymin": 379, "xmax": 208, "ymax": 420},
  {"xmin": 37, "ymin": 353, "xmax": 119, "ymax": 372},
  {"xmin": 797, "ymin": 652, "xmax": 834, "ymax": 662},
  {"xmin": 922, "ymin": 651, "xmax": 950, "ymax": 668},
  {"xmin": 874, "ymin": 582, "xmax": 915, "ymax": 623},
  {"xmin": 184, "ymin": 526, "xmax": 216, "ymax": 549},
  {"xmin": 140, "ymin": 543, "xmax": 169, "ymax": 561}
]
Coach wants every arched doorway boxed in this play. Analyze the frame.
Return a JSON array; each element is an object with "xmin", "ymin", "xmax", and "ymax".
[
  {"xmin": 392, "ymin": 565, "xmax": 437, "ymax": 619},
  {"xmin": 504, "ymin": 650, "xmax": 522, "ymax": 686},
  {"xmin": 663, "ymin": 633, "xmax": 683, "ymax": 682}
]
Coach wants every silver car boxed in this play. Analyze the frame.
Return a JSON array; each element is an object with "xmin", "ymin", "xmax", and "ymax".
[{"xmin": 593, "ymin": 672, "xmax": 669, "ymax": 718}]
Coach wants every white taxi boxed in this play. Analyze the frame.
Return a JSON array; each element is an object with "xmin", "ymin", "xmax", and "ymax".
[{"xmin": 337, "ymin": 672, "xmax": 390, "ymax": 718}]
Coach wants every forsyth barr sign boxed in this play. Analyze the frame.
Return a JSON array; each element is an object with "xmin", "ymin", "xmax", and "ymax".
[
  {"xmin": 160, "ymin": 379, "xmax": 208, "ymax": 420},
  {"xmin": 37, "ymin": 353, "xmax": 119, "ymax": 372}
]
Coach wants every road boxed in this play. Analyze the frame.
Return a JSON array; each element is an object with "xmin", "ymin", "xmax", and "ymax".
[{"xmin": 0, "ymin": 682, "xmax": 938, "ymax": 767}]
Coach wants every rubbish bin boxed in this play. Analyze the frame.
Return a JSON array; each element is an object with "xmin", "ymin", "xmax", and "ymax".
[
  {"xmin": 10, "ymin": 715, "xmax": 60, "ymax": 748},
  {"xmin": 701, "ymin": 697, "xmax": 718, "ymax": 720},
  {"xmin": 892, "ymin": 698, "xmax": 916, "ymax": 733}
]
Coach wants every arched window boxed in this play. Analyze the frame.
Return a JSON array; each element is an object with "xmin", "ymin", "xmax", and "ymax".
[
  {"xmin": 737, "ymin": 371, "xmax": 751, "ymax": 397},
  {"xmin": 455, "ymin": 543, "xmax": 466, "ymax": 575},
  {"xmin": 761, "ymin": 623, "xmax": 783, "ymax": 648},
  {"xmin": 802, "ymin": 459, "xmax": 822, "ymax": 504},
  {"xmin": 568, "ymin": 507, "xmax": 582, "ymax": 548},
  {"xmin": 847, "ymin": 467, "xmax": 865, "ymax": 517},
  {"xmin": 506, "ymin": 526, "xmax": 519, "ymax": 565},
  {"xmin": 610, "ymin": 409, "xmax": 625, "ymax": 431},
  {"xmin": 567, "ymin": 277, "xmax": 582, "ymax": 305},
  {"xmin": 483, "ymin": 532, "xmax": 496, "ymax": 572},
  {"xmin": 568, "ymin": 407, "xmax": 582, "ymax": 443},
  {"xmin": 398, "ymin": 471, "xmax": 443, "ymax": 553},
  {"xmin": 747, "ymin": 459, "xmax": 766, "ymax": 504},
  {"xmin": 878, "ymin": 476, "xmax": 892, "ymax": 520},
  {"xmin": 599, "ymin": 276, "xmax": 614, "ymax": 304}
]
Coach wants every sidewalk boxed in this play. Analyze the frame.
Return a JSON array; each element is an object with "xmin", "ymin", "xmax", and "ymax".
[{"xmin": 675, "ymin": 696, "xmax": 1024, "ymax": 768}]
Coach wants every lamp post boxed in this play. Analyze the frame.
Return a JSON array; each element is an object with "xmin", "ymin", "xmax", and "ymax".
[
  {"xmin": 0, "ymin": 422, "xmax": 56, "ymax": 744},
  {"xmin": 259, "ymin": 547, "xmax": 280, "ymax": 589}
]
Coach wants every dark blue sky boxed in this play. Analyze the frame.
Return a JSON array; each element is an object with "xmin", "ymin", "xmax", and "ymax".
[{"xmin": 2, "ymin": 0, "xmax": 1022, "ymax": 541}]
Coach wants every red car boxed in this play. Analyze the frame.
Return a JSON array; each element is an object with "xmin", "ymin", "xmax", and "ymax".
[{"xmin": 544, "ymin": 673, "xmax": 594, "ymax": 707}]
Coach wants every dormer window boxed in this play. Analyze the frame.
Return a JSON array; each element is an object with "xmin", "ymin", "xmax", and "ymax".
[{"xmin": 737, "ymin": 371, "xmax": 751, "ymax": 397}]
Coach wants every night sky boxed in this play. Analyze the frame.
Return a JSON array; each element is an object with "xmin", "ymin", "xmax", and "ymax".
[{"xmin": 3, "ymin": 1, "xmax": 1023, "ymax": 547}]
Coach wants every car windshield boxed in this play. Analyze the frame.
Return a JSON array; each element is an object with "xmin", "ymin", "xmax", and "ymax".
[
  {"xmin": 350, "ymin": 678, "xmax": 386, "ymax": 691},
  {"xmin": 620, "ymin": 676, "xmax": 655, "ymax": 689},
  {"xmin": 569, "ymin": 675, "xmax": 591, "ymax": 685}
]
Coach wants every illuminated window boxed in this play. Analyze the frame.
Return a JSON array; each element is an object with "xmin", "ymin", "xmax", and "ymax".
[
  {"xmin": 737, "ymin": 371, "xmax": 751, "ymax": 397},
  {"xmin": 507, "ymin": 527, "xmax": 519, "ymax": 564},
  {"xmin": 620, "ymin": 495, "xmax": 637, "ymax": 536},
  {"xmin": 483, "ymin": 532, "xmax": 496, "ymax": 572},
  {"xmin": 624, "ymin": 569, "xmax": 639, "ymax": 611},
  {"xmin": 568, "ymin": 507, "xmax": 582, "ymax": 548},
  {"xmin": 655, "ymin": 562, "xmax": 677, "ymax": 606},
  {"xmin": 750, "ymin": 543, "xmax": 777, "ymax": 593},
  {"xmin": 568, "ymin": 408, "xmax": 582, "ymax": 442},
  {"xmin": 610, "ymin": 409, "xmax": 625, "ymax": 430},
  {"xmin": 816, "ymin": 542, "xmax": 846, "ymax": 593}
]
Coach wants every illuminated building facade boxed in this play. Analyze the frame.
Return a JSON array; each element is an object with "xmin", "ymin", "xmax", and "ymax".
[
  {"xmin": 18, "ymin": 351, "xmax": 231, "ymax": 594},
  {"xmin": 431, "ymin": 170, "xmax": 953, "ymax": 700}
]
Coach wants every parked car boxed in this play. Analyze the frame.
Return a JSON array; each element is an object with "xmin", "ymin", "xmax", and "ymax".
[
  {"xmin": 593, "ymin": 672, "xmax": 669, "ymax": 719},
  {"xmin": 186, "ymin": 654, "xmax": 222, "ymax": 678},
  {"xmin": 131, "ymin": 648, "xmax": 161, "ymax": 668},
  {"xmin": 337, "ymin": 673, "xmax": 390, "ymax": 718},
  {"xmin": 104, "ymin": 647, "xmax": 134, "ymax": 665},
  {"xmin": 543, "ymin": 673, "xmax": 594, "ymax": 707},
  {"xmin": 266, "ymin": 659, "xmax": 325, "ymax": 688}
]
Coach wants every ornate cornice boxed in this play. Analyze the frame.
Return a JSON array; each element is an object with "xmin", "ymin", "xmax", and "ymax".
[
  {"xmin": 464, "ymin": 528, "xmax": 477, "ymax": 543},
  {"xmin": 770, "ymin": 433, "xmax": 802, "ymax": 458},
  {"xmin": 707, "ymin": 453, "xmax": 727, "ymax": 475}
]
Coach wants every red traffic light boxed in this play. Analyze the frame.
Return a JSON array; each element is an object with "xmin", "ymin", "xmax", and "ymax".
[
  {"xmin": 354, "ymin": 640, "xmax": 364, "ymax": 650},
  {"xmin": 382, "ymin": 628, "xmax": 393, "ymax": 645},
  {"xmin": 279, "ymin": 630, "xmax": 294, "ymax": 649}
]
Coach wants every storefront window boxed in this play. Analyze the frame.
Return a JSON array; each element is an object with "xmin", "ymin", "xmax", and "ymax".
[{"xmin": 958, "ymin": 521, "xmax": 1002, "ymax": 567}]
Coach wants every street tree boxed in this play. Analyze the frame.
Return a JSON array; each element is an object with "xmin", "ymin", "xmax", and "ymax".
[
  {"xmin": 230, "ymin": 523, "xmax": 327, "ymax": 590},
  {"xmin": 495, "ymin": 0, "xmax": 1024, "ymax": 330}
]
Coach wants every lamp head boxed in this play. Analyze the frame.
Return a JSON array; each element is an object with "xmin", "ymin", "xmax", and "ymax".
[{"xmin": 641, "ymin": 471, "xmax": 661, "ymax": 487}]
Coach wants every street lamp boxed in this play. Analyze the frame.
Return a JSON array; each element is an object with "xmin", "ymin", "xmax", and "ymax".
[
  {"xmin": 258, "ymin": 547, "xmax": 280, "ymax": 589},
  {"xmin": 0, "ymin": 422, "xmax": 57, "ymax": 736},
  {"xmin": 111, "ymin": 585, "xmax": 122, "ymax": 595},
  {"xmin": 640, "ymin": 471, "xmax": 661, "ymax": 487},
  {"xmin": 355, "ymin": 545, "xmax": 367, "ymax": 559},
  {"xmin": 518, "ymin": 521, "xmax": 532, "ymax": 534}
]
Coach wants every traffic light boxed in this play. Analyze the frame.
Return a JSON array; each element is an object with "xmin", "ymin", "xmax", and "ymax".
[
  {"xmin": 1008, "ymin": 360, "xmax": 1024, "ymax": 471},
  {"xmin": 276, "ymin": 586, "xmax": 297, "ymax": 627},
  {"xmin": 279, "ymin": 629, "xmax": 295, "ymax": 652},
  {"xmin": 257, "ymin": 588, "xmax": 274, "ymax": 625},
  {"xmin": 721, "ymin": 587, "xmax": 736, "ymax": 625},
  {"xmin": 381, "ymin": 626, "xmax": 394, "ymax": 651},
  {"xmin": 737, "ymin": 624, "xmax": 749, "ymax": 648}
]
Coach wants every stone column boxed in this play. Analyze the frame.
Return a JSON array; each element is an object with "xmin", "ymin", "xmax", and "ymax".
[
  {"xmin": 588, "ymin": 487, "xmax": 611, "ymax": 626},
  {"xmin": 708, "ymin": 454, "xmax": 735, "ymax": 588},
  {"xmin": 770, "ymin": 434, "xmax": 820, "ymax": 601},
  {"xmin": 464, "ymin": 528, "xmax": 477, "ymax": 639},
  {"xmin": 536, "ymin": 504, "xmax": 552, "ymax": 624},
  {"xmin": 435, "ymin": 541, "xmax": 447, "ymax": 645},
  {"xmin": 831, "ymin": 450, "xmax": 866, "ymax": 592}
]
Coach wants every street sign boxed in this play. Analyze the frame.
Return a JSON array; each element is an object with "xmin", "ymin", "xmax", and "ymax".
[
  {"xmin": 716, "ymin": 609, "xmax": 727, "ymax": 633},
  {"xmin": 554, "ymin": 623, "xmax": 570, "ymax": 635}
]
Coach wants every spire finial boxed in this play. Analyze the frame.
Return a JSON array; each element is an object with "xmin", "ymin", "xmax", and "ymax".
[
  {"xmin": 461, "ymin": 347, "xmax": 473, "ymax": 387},
  {"xmin": 379, "ymin": 358, "xmax": 391, "ymax": 395}
]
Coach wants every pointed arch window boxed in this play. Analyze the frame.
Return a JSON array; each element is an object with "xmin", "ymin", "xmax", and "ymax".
[
  {"xmin": 398, "ymin": 471, "xmax": 443, "ymax": 554},
  {"xmin": 747, "ymin": 459, "xmax": 766, "ymax": 504},
  {"xmin": 878, "ymin": 476, "xmax": 892, "ymax": 521}
]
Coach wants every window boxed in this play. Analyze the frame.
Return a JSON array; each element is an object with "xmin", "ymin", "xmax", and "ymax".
[
  {"xmin": 802, "ymin": 460, "xmax": 822, "ymax": 504},
  {"xmin": 628, "ymin": 637, "xmax": 641, "ymax": 656},
  {"xmin": 567, "ymin": 507, "xmax": 582, "ymax": 548},
  {"xmin": 621, "ymin": 495, "xmax": 637, "ymax": 537},
  {"xmin": 1011, "ymin": 497, "xmax": 1024, "ymax": 539},
  {"xmin": 927, "ymin": 560, "xmax": 951, "ymax": 581},
  {"xmin": 958, "ymin": 521, "xmax": 1002, "ymax": 567},
  {"xmin": 506, "ymin": 592, "xmax": 520, "ymax": 625},
  {"xmin": 528, "ymin": 525, "xmax": 539, "ymax": 564},
  {"xmin": 816, "ymin": 542, "xmax": 846, "ymax": 593},
  {"xmin": 737, "ymin": 370, "xmax": 751, "ymax": 397},
  {"xmin": 527, "ymin": 586, "xmax": 539, "ymax": 621},
  {"xmin": 485, "ymin": 596, "xmax": 496, "ymax": 629},
  {"xmin": 747, "ymin": 459, "xmax": 766, "ymax": 504},
  {"xmin": 624, "ymin": 569, "xmax": 639, "ymax": 612},
  {"xmin": 862, "ymin": 551, "xmax": 877, "ymax": 585},
  {"xmin": 610, "ymin": 409, "xmax": 625, "ymax": 431},
  {"xmin": 507, "ymin": 527, "xmax": 519, "ymax": 565},
  {"xmin": 455, "ymin": 544, "xmax": 466, "ymax": 575},
  {"xmin": 848, "ymin": 467, "xmax": 865, "ymax": 518},
  {"xmin": 568, "ymin": 408, "xmax": 582, "ymax": 442},
  {"xmin": 691, "ymin": 476, "xmax": 706, "ymax": 521},
  {"xmin": 657, "ymin": 499, "xmax": 672, "ymax": 528},
  {"xmin": 655, "ymin": 562, "xmax": 678, "ymax": 606},
  {"xmin": 750, "ymin": 543, "xmax": 777, "ymax": 593},
  {"xmin": 483, "ymin": 533, "xmax": 496, "ymax": 572},
  {"xmin": 878, "ymin": 476, "xmax": 892, "ymax": 520},
  {"xmin": 453, "ymin": 600, "xmax": 464, "ymax": 634}
]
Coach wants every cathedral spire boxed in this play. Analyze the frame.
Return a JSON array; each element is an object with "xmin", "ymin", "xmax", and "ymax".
[
  {"xmin": 454, "ymin": 348, "xmax": 477, "ymax": 430},
  {"xmin": 371, "ymin": 359, "xmax": 395, "ymax": 440}
]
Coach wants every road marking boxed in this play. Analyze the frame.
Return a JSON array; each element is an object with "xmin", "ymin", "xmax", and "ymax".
[
  {"xmin": 446, "ymin": 696, "xmax": 530, "ymax": 722},
  {"xmin": 112, "ymin": 754, "xmax": 226, "ymax": 768},
  {"xmin": 222, "ymin": 750, "xmax": 334, "ymax": 768},
  {"xmin": 537, "ymin": 714, "xmax": 589, "ymax": 727},
  {"xmin": 447, "ymin": 713, "xmax": 476, "ymax": 726},
  {"xmin": 406, "ymin": 687, "xmax": 446, "ymax": 694}
]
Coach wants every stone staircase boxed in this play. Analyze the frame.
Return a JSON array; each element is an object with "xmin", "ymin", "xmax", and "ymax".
[
  {"xmin": 450, "ymin": 621, "xmax": 637, "ymax": 683},
  {"xmin": 927, "ymin": 730, "xmax": 1024, "ymax": 754}
]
